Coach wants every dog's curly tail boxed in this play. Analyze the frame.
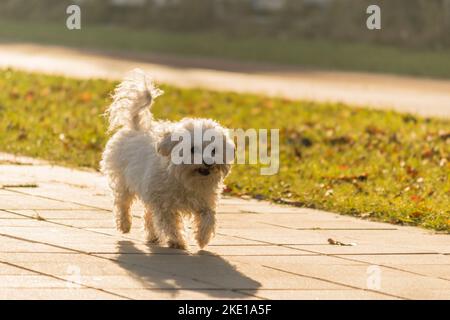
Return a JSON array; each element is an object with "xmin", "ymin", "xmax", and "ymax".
[{"xmin": 105, "ymin": 69, "xmax": 163, "ymax": 132}]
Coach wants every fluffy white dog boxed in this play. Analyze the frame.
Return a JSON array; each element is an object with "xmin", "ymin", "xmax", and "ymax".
[{"xmin": 101, "ymin": 69, "xmax": 234, "ymax": 250}]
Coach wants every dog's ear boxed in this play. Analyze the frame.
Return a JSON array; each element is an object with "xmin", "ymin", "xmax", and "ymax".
[{"xmin": 157, "ymin": 132, "xmax": 178, "ymax": 157}]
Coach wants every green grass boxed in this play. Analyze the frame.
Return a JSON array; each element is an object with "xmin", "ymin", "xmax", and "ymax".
[
  {"xmin": 1, "ymin": 19, "xmax": 450, "ymax": 79},
  {"xmin": 1, "ymin": 69, "xmax": 449, "ymax": 231}
]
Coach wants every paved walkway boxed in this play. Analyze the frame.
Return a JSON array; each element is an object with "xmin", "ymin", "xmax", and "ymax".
[
  {"xmin": 1, "ymin": 43, "xmax": 450, "ymax": 118},
  {"xmin": 0, "ymin": 153, "xmax": 449, "ymax": 299}
]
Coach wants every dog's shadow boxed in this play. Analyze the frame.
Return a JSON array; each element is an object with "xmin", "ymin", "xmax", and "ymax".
[{"xmin": 114, "ymin": 240, "xmax": 261, "ymax": 298}]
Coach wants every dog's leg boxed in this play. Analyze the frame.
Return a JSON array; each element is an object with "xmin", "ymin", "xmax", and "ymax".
[
  {"xmin": 113, "ymin": 186, "xmax": 133, "ymax": 233},
  {"xmin": 144, "ymin": 206, "xmax": 160, "ymax": 244},
  {"xmin": 194, "ymin": 209, "xmax": 216, "ymax": 249},
  {"xmin": 154, "ymin": 209, "xmax": 187, "ymax": 250}
]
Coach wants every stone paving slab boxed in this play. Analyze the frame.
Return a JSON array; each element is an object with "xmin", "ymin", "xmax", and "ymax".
[
  {"xmin": 109, "ymin": 289, "xmax": 252, "ymax": 300},
  {"xmin": 0, "ymin": 155, "xmax": 449, "ymax": 299},
  {"xmin": 337, "ymin": 254, "xmax": 450, "ymax": 266},
  {"xmin": 0, "ymin": 288, "xmax": 122, "ymax": 300},
  {"xmin": 239, "ymin": 289, "xmax": 398, "ymax": 300}
]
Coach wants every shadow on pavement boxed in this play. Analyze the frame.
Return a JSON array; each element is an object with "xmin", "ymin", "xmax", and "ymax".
[{"xmin": 114, "ymin": 240, "xmax": 261, "ymax": 298}]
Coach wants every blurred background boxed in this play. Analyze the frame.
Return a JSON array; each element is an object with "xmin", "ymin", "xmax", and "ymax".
[{"xmin": 1, "ymin": 0, "xmax": 450, "ymax": 78}]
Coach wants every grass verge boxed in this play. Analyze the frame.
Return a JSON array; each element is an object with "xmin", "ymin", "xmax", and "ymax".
[
  {"xmin": 0, "ymin": 69, "xmax": 449, "ymax": 231},
  {"xmin": 1, "ymin": 19, "xmax": 450, "ymax": 79}
]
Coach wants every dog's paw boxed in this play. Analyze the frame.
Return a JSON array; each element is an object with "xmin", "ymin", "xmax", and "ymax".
[
  {"xmin": 196, "ymin": 236, "xmax": 211, "ymax": 249},
  {"xmin": 196, "ymin": 230, "xmax": 213, "ymax": 249},
  {"xmin": 146, "ymin": 234, "xmax": 160, "ymax": 244},
  {"xmin": 167, "ymin": 240, "xmax": 188, "ymax": 250},
  {"xmin": 116, "ymin": 220, "xmax": 131, "ymax": 233}
]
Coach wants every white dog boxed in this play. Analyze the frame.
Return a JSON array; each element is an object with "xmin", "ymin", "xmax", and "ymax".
[{"xmin": 100, "ymin": 69, "xmax": 234, "ymax": 250}]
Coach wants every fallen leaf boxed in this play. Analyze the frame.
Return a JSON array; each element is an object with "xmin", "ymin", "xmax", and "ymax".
[
  {"xmin": 25, "ymin": 90, "xmax": 35, "ymax": 102},
  {"xmin": 17, "ymin": 130, "xmax": 27, "ymax": 141},
  {"xmin": 365, "ymin": 126, "xmax": 385, "ymax": 135},
  {"xmin": 421, "ymin": 149, "xmax": 434, "ymax": 159},
  {"xmin": 325, "ymin": 173, "xmax": 368, "ymax": 183},
  {"xmin": 438, "ymin": 130, "xmax": 450, "ymax": 140},
  {"xmin": 406, "ymin": 166, "xmax": 419, "ymax": 178},
  {"xmin": 327, "ymin": 238, "xmax": 356, "ymax": 246},
  {"xmin": 410, "ymin": 211, "xmax": 423, "ymax": 218},
  {"xmin": 328, "ymin": 135, "xmax": 354, "ymax": 146},
  {"xmin": 79, "ymin": 92, "xmax": 92, "ymax": 103}
]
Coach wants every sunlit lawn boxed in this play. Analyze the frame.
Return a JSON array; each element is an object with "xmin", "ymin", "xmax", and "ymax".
[{"xmin": 0, "ymin": 69, "xmax": 449, "ymax": 231}]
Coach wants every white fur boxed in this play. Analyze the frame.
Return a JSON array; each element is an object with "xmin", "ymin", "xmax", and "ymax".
[{"xmin": 100, "ymin": 69, "xmax": 234, "ymax": 250}]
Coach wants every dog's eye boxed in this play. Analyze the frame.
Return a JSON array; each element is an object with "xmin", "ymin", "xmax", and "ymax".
[{"xmin": 191, "ymin": 146, "xmax": 195, "ymax": 154}]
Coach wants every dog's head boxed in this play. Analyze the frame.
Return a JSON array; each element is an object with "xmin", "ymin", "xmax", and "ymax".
[{"xmin": 157, "ymin": 118, "xmax": 235, "ymax": 189}]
